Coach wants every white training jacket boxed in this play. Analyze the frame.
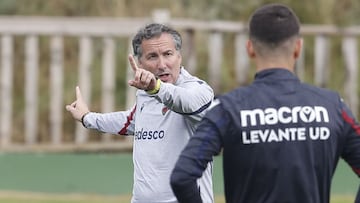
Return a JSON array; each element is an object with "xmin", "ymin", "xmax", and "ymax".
[{"xmin": 82, "ymin": 67, "xmax": 214, "ymax": 203}]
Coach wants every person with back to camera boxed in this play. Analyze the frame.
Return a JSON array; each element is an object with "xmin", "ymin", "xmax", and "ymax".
[
  {"xmin": 65, "ymin": 23, "xmax": 214, "ymax": 203},
  {"xmin": 170, "ymin": 3, "xmax": 360, "ymax": 203}
]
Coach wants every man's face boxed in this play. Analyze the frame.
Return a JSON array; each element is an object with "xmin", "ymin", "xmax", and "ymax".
[{"xmin": 138, "ymin": 33, "xmax": 182, "ymax": 84}]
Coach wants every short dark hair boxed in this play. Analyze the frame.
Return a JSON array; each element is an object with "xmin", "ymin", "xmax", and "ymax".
[
  {"xmin": 249, "ymin": 3, "xmax": 300, "ymax": 44},
  {"xmin": 132, "ymin": 23, "xmax": 182, "ymax": 58}
]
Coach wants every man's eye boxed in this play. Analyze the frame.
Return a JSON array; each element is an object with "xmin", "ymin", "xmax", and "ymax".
[{"xmin": 147, "ymin": 55, "xmax": 157, "ymax": 59}]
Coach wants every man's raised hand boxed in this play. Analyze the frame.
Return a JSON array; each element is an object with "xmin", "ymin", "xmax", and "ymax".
[
  {"xmin": 128, "ymin": 54, "xmax": 157, "ymax": 91},
  {"xmin": 65, "ymin": 86, "xmax": 90, "ymax": 122}
]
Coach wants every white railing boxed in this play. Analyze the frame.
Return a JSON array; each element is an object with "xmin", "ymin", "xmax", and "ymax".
[{"xmin": 0, "ymin": 10, "xmax": 359, "ymax": 152}]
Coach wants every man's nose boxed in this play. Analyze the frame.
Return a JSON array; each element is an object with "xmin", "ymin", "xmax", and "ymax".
[{"xmin": 158, "ymin": 56, "xmax": 166, "ymax": 68}]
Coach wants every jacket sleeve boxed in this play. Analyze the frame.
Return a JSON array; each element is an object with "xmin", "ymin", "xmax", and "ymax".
[
  {"xmin": 82, "ymin": 104, "xmax": 136, "ymax": 135},
  {"xmin": 170, "ymin": 103, "xmax": 227, "ymax": 203},
  {"xmin": 153, "ymin": 79, "xmax": 214, "ymax": 122},
  {"xmin": 339, "ymin": 99, "xmax": 360, "ymax": 177}
]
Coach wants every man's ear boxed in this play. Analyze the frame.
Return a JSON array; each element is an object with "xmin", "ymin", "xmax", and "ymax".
[
  {"xmin": 178, "ymin": 51, "xmax": 182, "ymax": 62},
  {"xmin": 246, "ymin": 40, "xmax": 256, "ymax": 58},
  {"xmin": 294, "ymin": 38, "xmax": 303, "ymax": 59}
]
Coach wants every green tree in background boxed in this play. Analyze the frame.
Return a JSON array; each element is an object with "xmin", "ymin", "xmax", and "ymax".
[{"xmin": 0, "ymin": 0, "xmax": 358, "ymax": 25}]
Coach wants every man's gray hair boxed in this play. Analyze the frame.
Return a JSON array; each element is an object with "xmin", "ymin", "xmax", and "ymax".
[{"xmin": 132, "ymin": 23, "xmax": 182, "ymax": 58}]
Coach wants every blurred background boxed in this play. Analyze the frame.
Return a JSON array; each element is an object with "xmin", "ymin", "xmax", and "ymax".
[{"xmin": 0, "ymin": 0, "xmax": 359, "ymax": 202}]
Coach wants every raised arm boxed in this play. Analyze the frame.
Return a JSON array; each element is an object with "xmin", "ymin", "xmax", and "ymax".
[
  {"xmin": 153, "ymin": 69, "xmax": 214, "ymax": 122},
  {"xmin": 65, "ymin": 86, "xmax": 136, "ymax": 135}
]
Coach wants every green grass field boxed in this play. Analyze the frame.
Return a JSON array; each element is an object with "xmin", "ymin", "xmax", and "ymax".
[{"xmin": 0, "ymin": 152, "xmax": 357, "ymax": 203}]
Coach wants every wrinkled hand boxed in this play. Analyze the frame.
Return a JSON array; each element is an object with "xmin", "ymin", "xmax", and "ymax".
[
  {"xmin": 128, "ymin": 54, "xmax": 157, "ymax": 91},
  {"xmin": 65, "ymin": 86, "xmax": 90, "ymax": 122}
]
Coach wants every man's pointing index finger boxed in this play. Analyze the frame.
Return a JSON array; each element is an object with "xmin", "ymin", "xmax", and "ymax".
[{"xmin": 128, "ymin": 54, "xmax": 139, "ymax": 72}]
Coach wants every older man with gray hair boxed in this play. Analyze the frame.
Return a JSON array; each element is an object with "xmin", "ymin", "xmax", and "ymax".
[{"xmin": 66, "ymin": 23, "xmax": 214, "ymax": 203}]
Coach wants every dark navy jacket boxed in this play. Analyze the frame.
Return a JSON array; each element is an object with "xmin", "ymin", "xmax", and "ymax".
[{"xmin": 170, "ymin": 68, "xmax": 360, "ymax": 203}]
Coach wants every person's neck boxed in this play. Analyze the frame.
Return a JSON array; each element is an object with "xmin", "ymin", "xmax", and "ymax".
[{"xmin": 255, "ymin": 59, "xmax": 295, "ymax": 73}]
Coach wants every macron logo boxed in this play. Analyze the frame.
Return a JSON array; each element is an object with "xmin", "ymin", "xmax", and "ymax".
[{"xmin": 240, "ymin": 106, "xmax": 329, "ymax": 127}]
